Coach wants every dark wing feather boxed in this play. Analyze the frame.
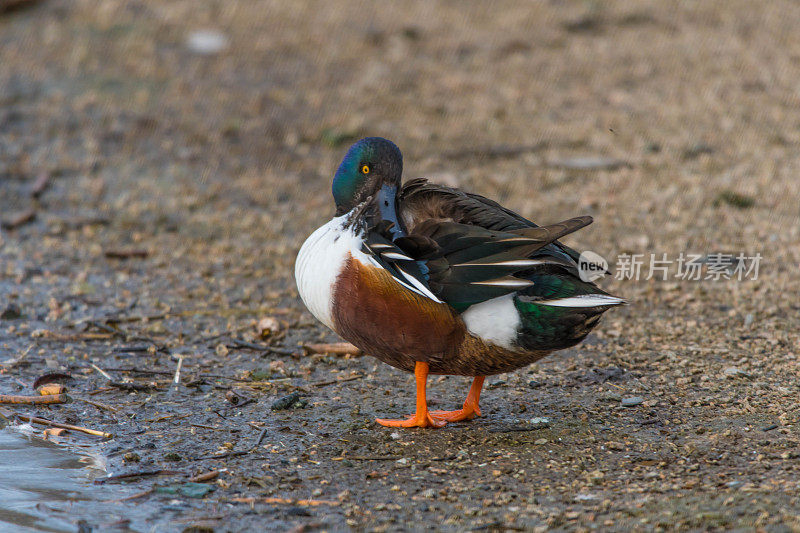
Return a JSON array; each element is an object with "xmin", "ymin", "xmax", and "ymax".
[
  {"xmin": 398, "ymin": 178, "xmax": 598, "ymax": 272},
  {"xmin": 405, "ymin": 218, "xmax": 593, "ymax": 311}
]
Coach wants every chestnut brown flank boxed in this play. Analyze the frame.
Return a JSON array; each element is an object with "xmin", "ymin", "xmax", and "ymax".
[{"xmin": 332, "ymin": 253, "xmax": 551, "ymax": 376}]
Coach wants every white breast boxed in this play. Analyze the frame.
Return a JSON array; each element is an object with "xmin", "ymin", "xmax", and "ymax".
[{"xmin": 294, "ymin": 215, "xmax": 363, "ymax": 331}]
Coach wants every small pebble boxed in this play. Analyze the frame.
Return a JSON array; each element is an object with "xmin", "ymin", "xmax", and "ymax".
[
  {"xmin": 179, "ymin": 482, "xmax": 215, "ymax": 498},
  {"xmin": 534, "ymin": 438, "xmax": 548, "ymax": 445},
  {"xmin": 0, "ymin": 304, "xmax": 22, "ymax": 320},
  {"xmin": 123, "ymin": 452, "xmax": 140, "ymax": 463},
  {"xmin": 621, "ymin": 396, "xmax": 644, "ymax": 407},
  {"xmin": 271, "ymin": 392, "xmax": 306, "ymax": 410},
  {"xmin": 723, "ymin": 367, "xmax": 748, "ymax": 379},
  {"xmin": 528, "ymin": 417, "xmax": 550, "ymax": 429},
  {"xmin": 186, "ymin": 30, "xmax": 229, "ymax": 55}
]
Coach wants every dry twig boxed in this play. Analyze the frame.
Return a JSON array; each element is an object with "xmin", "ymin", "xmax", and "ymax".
[
  {"xmin": 302, "ymin": 342, "xmax": 362, "ymax": 356},
  {"xmin": 0, "ymin": 393, "xmax": 68, "ymax": 405},
  {"xmin": 0, "ymin": 408, "xmax": 112, "ymax": 438},
  {"xmin": 232, "ymin": 497, "xmax": 340, "ymax": 506},
  {"xmin": 189, "ymin": 470, "xmax": 220, "ymax": 483}
]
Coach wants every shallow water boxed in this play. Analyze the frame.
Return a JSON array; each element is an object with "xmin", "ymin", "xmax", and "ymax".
[{"xmin": 0, "ymin": 424, "xmax": 122, "ymax": 533}]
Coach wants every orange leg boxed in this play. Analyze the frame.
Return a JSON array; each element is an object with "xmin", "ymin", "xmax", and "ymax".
[
  {"xmin": 376, "ymin": 362, "xmax": 446, "ymax": 428},
  {"xmin": 430, "ymin": 376, "xmax": 485, "ymax": 422}
]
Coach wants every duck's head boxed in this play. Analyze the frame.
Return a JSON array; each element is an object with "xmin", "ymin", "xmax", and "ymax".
[{"xmin": 332, "ymin": 137, "xmax": 403, "ymax": 217}]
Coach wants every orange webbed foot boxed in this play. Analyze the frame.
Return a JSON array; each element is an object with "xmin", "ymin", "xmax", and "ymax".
[
  {"xmin": 375, "ymin": 361, "xmax": 447, "ymax": 429},
  {"xmin": 429, "ymin": 404, "xmax": 481, "ymax": 422},
  {"xmin": 376, "ymin": 412, "xmax": 447, "ymax": 428},
  {"xmin": 430, "ymin": 376, "xmax": 485, "ymax": 423}
]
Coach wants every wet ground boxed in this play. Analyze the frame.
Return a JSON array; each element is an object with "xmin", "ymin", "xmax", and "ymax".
[
  {"xmin": 0, "ymin": 424, "xmax": 134, "ymax": 532},
  {"xmin": 2, "ymin": 0, "xmax": 800, "ymax": 531}
]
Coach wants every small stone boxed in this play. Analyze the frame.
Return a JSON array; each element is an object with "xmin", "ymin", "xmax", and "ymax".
[
  {"xmin": 179, "ymin": 482, "xmax": 215, "ymax": 498},
  {"xmin": 123, "ymin": 452, "xmax": 141, "ymax": 463},
  {"xmin": 419, "ymin": 488, "xmax": 436, "ymax": 498},
  {"xmin": 186, "ymin": 30, "xmax": 229, "ymax": 55},
  {"xmin": 257, "ymin": 316, "xmax": 280, "ymax": 338},
  {"xmin": 724, "ymin": 367, "xmax": 749, "ymax": 379},
  {"xmin": 271, "ymin": 392, "xmax": 306, "ymax": 410},
  {"xmin": 0, "ymin": 304, "xmax": 22, "ymax": 320},
  {"xmin": 743, "ymin": 313, "xmax": 754, "ymax": 327},
  {"xmin": 163, "ymin": 452, "xmax": 182, "ymax": 462},
  {"xmin": 534, "ymin": 438, "xmax": 548, "ymax": 445},
  {"xmin": 528, "ymin": 417, "xmax": 550, "ymax": 429},
  {"xmin": 683, "ymin": 142, "xmax": 715, "ymax": 159},
  {"xmin": 602, "ymin": 392, "xmax": 622, "ymax": 402},
  {"xmin": 395, "ymin": 457, "xmax": 408, "ymax": 465},
  {"xmin": 215, "ymin": 343, "xmax": 229, "ymax": 357},
  {"xmin": 715, "ymin": 190, "xmax": 755, "ymax": 209},
  {"xmin": 621, "ymin": 396, "xmax": 644, "ymax": 407}
]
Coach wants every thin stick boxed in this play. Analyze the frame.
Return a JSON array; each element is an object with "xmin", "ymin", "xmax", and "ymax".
[
  {"xmin": 303, "ymin": 342, "xmax": 362, "ymax": 356},
  {"xmin": 102, "ymin": 488, "xmax": 154, "ymax": 503},
  {"xmin": 311, "ymin": 374, "xmax": 363, "ymax": 387},
  {"xmin": 104, "ymin": 249, "xmax": 149, "ymax": 259},
  {"xmin": 173, "ymin": 356, "xmax": 184, "ymax": 385},
  {"xmin": 188, "ymin": 470, "xmax": 220, "ymax": 483},
  {"xmin": 344, "ymin": 455, "xmax": 401, "ymax": 461},
  {"xmin": 96, "ymin": 470, "xmax": 181, "ymax": 484},
  {"xmin": 2, "ymin": 410, "xmax": 112, "ymax": 438},
  {"xmin": 0, "ymin": 393, "xmax": 68, "ymax": 405},
  {"xmin": 77, "ymin": 397, "xmax": 119, "ymax": 413},
  {"xmin": 31, "ymin": 171, "xmax": 50, "ymax": 198},
  {"xmin": 0, "ymin": 343, "xmax": 34, "ymax": 368},
  {"xmin": 1, "ymin": 208, "xmax": 36, "ymax": 230},
  {"xmin": 90, "ymin": 363, "xmax": 114, "ymax": 381},
  {"xmin": 231, "ymin": 497, "xmax": 340, "ymax": 506},
  {"xmin": 251, "ymin": 428, "xmax": 268, "ymax": 450}
]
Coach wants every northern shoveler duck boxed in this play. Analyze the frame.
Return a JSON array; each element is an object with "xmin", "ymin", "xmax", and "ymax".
[{"xmin": 295, "ymin": 137, "xmax": 624, "ymax": 428}]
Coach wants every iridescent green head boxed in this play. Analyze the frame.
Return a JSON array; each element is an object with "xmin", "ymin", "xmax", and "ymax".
[{"xmin": 332, "ymin": 137, "xmax": 403, "ymax": 215}]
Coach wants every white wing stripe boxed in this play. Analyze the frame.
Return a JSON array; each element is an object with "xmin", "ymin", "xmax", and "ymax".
[
  {"xmin": 472, "ymin": 279, "xmax": 534, "ymax": 288},
  {"xmin": 456, "ymin": 259, "xmax": 547, "ymax": 267},
  {"xmin": 537, "ymin": 295, "xmax": 625, "ymax": 307},
  {"xmin": 395, "ymin": 265, "xmax": 443, "ymax": 303},
  {"xmin": 381, "ymin": 251, "xmax": 414, "ymax": 261}
]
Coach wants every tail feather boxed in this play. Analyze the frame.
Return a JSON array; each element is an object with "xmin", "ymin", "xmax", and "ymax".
[{"xmin": 511, "ymin": 272, "xmax": 623, "ymax": 351}]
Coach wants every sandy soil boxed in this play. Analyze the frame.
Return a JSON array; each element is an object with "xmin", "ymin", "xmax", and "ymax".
[{"xmin": 1, "ymin": 0, "xmax": 799, "ymax": 531}]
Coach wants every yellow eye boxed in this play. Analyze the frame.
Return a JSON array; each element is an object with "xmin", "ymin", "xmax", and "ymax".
[{"xmin": 361, "ymin": 165, "xmax": 370, "ymax": 174}]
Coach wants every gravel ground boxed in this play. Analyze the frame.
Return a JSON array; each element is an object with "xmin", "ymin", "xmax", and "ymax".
[{"xmin": 1, "ymin": 1, "xmax": 799, "ymax": 531}]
